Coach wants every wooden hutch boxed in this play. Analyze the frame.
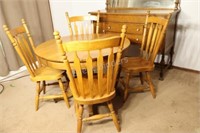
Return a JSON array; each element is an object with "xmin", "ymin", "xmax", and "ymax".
[{"xmin": 90, "ymin": 0, "xmax": 181, "ymax": 80}]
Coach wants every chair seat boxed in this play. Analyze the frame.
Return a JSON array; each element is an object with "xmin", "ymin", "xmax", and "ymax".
[
  {"xmin": 122, "ymin": 57, "xmax": 155, "ymax": 72},
  {"xmin": 69, "ymin": 77, "xmax": 116, "ymax": 105},
  {"xmin": 31, "ymin": 66, "xmax": 65, "ymax": 82}
]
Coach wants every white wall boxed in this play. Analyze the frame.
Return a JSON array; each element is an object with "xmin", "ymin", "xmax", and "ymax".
[
  {"xmin": 173, "ymin": 0, "xmax": 200, "ymax": 71},
  {"xmin": 49, "ymin": 0, "xmax": 200, "ymax": 71},
  {"xmin": 49, "ymin": 0, "xmax": 106, "ymax": 36}
]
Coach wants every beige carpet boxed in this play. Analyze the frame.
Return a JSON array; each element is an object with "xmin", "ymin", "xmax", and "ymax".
[{"xmin": 0, "ymin": 68, "xmax": 199, "ymax": 133}]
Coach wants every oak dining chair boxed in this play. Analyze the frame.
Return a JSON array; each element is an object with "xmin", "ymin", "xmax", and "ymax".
[
  {"xmin": 54, "ymin": 25, "xmax": 127, "ymax": 133},
  {"xmin": 121, "ymin": 12, "xmax": 171, "ymax": 101},
  {"xmin": 3, "ymin": 19, "xmax": 70, "ymax": 111},
  {"xmin": 65, "ymin": 11, "xmax": 100, "ymax": 35}
]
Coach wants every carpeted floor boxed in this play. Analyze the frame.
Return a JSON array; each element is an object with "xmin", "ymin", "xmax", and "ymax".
[{"xmin": 0, "ymin": 68, "xmax": 199, "ymax": 133}]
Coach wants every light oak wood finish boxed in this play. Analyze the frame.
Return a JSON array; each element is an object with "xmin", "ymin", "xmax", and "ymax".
[
  {"xmin": 66, "ymin": 11, "xmax": 100, "ymax": 35},
  {"xmin": 3, "ymin": 19, "xmax": 70, "ymax": 111},
  {"xmin": 90, "ymin": 0, "xmax": 181, "ymax": 80},
  {"xmin": 35, "ymin": 33, "xmax": 130, "ymax": 70},
  {"xmin": 54, "ymin": 25, "xmax": 127, "ymax": 133},
  {"xmin": 121, "ymin": 13, "xmax": 171, "ymax": 101}
]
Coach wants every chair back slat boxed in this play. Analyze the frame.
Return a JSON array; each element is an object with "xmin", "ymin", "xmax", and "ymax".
[
  {"xmin": 155, "ymin": 24, "xmax": 163, "ymax": 45},
  {"xmin": 141, "ymin": 12, "xmax": 171, "ymax": 62},
  {"xmin": 21, "ymin": 35, "xmax": 37, "ymax": 68},
  {"xmin": 106, "ymin": 48, "xmax": 114, "ymax": 94},
  {"xmin": 74, "ymin": 22, "xmax": 79, "ymax": 35},
  {"xmin": 54, "ymin": 25, "xmax": 127, "ymax": 101},
  {"xmin": 112, "ymin": 48, "xmax": 122, "ymax": 90},
  {"xmin": 14, "ymin": 37, "xmax": 36, "ymax": 77},
  {"xmin": 97, "ymin": 50, "xmax": 104, "ymax": 96},
  {"xmin": 3, "ymin": 19, "xmax": 39, "ymax": 78},
  {"xmin": 21, "ymin": 19, "xmax": 36, "ymax": 51},
  {"xmin": 86, "ymin": 52, "xmax": 94, "ymax": 98},
  {"xmin": 66, "ymin": 11, "xmax": 100, "ymax": 35},
  {"xmin": 145, "ymin": 23, "xmax": 153, "ymax": 57},
  {"xmin": 71, "ymin": 20, "xmax": 95, "ymax": 35},
  {"xmin": 149, "ymin": 23, "xmax": 158, "ymax": 54},
  {"xmin": 74, "ymin": 52, "xmax": 84, "ymax": 97},
  {"xmin": 66, "ymin": 12, "xmax": 73, "ymax": 35},
  {"xmin": 17, "ymin": 35, "xmax": 37, "ymax": 73},
  {"xmin": 152, "ymin": 24, "xmax": 163, "ymax": 54}
]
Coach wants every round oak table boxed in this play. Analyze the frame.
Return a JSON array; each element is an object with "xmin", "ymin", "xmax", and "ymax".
[{"xmin": 35, "ymin": 33, "xmax": 130, "ymax": 70}]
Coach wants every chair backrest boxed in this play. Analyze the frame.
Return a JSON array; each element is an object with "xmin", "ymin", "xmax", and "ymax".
[
  {"xmin": 54, "ymin": 25, "xmax": 127, "ymax": 100},
  {"xmin": 65, "ymin": 11, "xmax": 100, "ymax": 35},
  {"xmin": 3, "ymin": 19, "xmax": 38, "ymax": 78},
  {"xmin": 140, "ymin": 11, "xmax": 171, "ymax": 62}
]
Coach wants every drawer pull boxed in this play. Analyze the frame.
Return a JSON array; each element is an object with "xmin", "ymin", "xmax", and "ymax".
[
  {"xmin": 136, "ymin": 28, "xmax": 140, "ymax": 31},
  {"xmin": 107, "ymin": 26, "xmax": 111, "ymax": 30}
]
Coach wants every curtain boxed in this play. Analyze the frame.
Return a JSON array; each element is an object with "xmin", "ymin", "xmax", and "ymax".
[{"xmin": 0, "ymin": 0, "xmax": 53, "ymax": 76}]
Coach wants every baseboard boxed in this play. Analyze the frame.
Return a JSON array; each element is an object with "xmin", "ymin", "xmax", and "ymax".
[
  {"xmin": 172, "ymin": 66, "xmax": 200, "ymax": 74},
  {"xmin": 0, "ymin": 66, "xmax": 27, "ymax": 82},
  {"xmin": 154, "ymin": 62, "xmax": 200, "ymax": 74}
]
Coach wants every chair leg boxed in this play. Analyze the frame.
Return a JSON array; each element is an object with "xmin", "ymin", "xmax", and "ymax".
[
  {"xmin": 63, "ymin": 72, "xmax": 71, "ymax": 96},
  {"xmin": 64, "ymin": 71, "xmax": 70, "ymax": 82},
  {"xmin": 35, "ymin": 81, "xmax": 40, "ymax": 111},
  {"xmin": 124, "ymin": 72, "xmax": 130, "ymax": 101},
  {"xmin": 107, "ymin": 101, "xmax": 121, "ymax": 132},
  {"xmin": 58, "ymin": 79, "xmax": 70, "ymax": 108},
  {"xmin": 88, "ymin": 105, "xmax": 95, "ymax": 117},
  {"xmin": 139, "ymin": 72, "xmax": 144, "ymax": 85},
  {"xmin": 146, "ymin": 72, "xmax": 156, "ymax": 98},
  {"xmin": 74, "ymin": 102, "xmax": 79, "ymax": 117},
  {"xmin": 42, "ymin": 81, "xmax": 46, "ymax": 94},
  {"xmin": 77, "ymin": 104, "xmax": 84, "ymax": 133}
]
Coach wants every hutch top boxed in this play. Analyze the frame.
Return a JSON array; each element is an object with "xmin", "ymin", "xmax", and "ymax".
[{"xmin": 106, "ymin": 0, "xmax": 180, "ymax": 9}]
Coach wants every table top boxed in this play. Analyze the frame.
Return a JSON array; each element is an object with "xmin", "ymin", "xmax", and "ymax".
[{"xmin": 35, "ymin": 33, "xmax": 130, "ymax": 63}]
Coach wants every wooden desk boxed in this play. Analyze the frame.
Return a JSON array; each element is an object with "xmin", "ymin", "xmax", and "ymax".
[{"xmin": 35, "ymin": 33, "xmax": 130, "ymax": 70}]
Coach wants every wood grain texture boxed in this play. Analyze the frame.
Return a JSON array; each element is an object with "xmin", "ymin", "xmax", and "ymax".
[
  {"xmin": 121, "ymin": 13, "xmax": 171, "ymax": 101},
  {"xmin": 54, "ymin": 25, "xmax": 127, "ymax": 133},
  {"xmin": 66, "ymin": 10, "xmax": 100, "ymax": 35},
  {"xmin": 35, "ymin": 33, "xmax": 130, "ymax": 70},
  {"xmin": 3, "ymin": 19, "xmax": 70, "ymax": 111}
]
